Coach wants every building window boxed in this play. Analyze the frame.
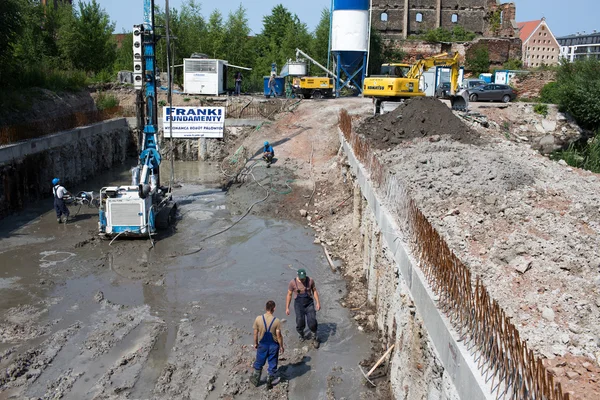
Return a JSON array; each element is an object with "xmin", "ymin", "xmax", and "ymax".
[
  {"xmin": 451, "ymin": 14, "xmax": 458, "ymax": 24},
  {"xmin": 381, "ymin": 12, "xmax": 388, "ymax": 22},
  {"xmin": 416, "ymin": 13, "xmax": 423, "ymax": 23}
]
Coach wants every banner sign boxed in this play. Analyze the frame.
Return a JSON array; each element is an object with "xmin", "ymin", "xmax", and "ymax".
[{"xmin": 163, "ymin": 106, "xmax": 225, "ymax": 138}]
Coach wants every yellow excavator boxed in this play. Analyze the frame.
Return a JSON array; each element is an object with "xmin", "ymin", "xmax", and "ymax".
[{"xmin": 363, "ymin": 52, "xmax": 469, "ymax": 113}]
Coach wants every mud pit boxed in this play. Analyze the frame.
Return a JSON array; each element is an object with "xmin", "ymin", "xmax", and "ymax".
[{"xmin": 0, "ymin": 162, "xmax": 379, "ymax": 399}]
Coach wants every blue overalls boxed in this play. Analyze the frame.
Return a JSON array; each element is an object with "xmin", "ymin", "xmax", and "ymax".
[
  {"xmin": 53, "ymin": 185, "xmax": 70, "ymax": 220},
  {"xmin": 294, "ymin": 278, "xmax": 318, "ymax": 337},
  {"xmin": 253, "ymin": 315, "xmax": 279, "ymax": 376}
]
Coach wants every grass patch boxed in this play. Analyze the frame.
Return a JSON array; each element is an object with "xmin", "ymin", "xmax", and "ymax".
[
  {"xmin": 183, "ymin": 97, "xmax": 191, "ymax": 102},
  {"xmin": 95, "ymin": 92, "xmax": 119, "ymax": 110},
  {"xmin": 551, "ymin": 131, "xmax": 600, "ymax": 172},
  {"xmin": 534, "ymin": 103, "xmax": 549, "ymax": 117}
]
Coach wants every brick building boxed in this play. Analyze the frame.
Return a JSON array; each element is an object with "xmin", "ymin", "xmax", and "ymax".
[
  {"xmin": 372, "ymin": 0, "xmax": 517, "ymax": 41},
  {"xmin": 517, "ymin": 18, "xmax": 560, "ymax": 67}
]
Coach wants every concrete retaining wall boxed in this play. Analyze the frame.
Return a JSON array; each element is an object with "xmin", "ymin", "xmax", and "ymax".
[
  {"xmin": 341, "ymin": 130, "xmax": 493, "ymax": 400},
  {"xmin": 0, "ymin": 118, "xmax": 134, "ymax": 219}
]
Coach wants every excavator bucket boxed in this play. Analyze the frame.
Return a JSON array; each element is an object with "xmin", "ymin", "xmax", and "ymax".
[{"xmin": 450, "ymin": 90, "xmax": 469, "ymax": 111}]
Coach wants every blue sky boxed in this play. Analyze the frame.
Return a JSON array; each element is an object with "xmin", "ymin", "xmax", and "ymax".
[{"xmin": 100, "ymin": 0, "xmax": 597, "ymax": 38}]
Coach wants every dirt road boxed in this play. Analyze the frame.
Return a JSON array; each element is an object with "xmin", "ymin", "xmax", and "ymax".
[{"xmin": 0, "ymin": 153, "xmax": 379, "ymax": 399}]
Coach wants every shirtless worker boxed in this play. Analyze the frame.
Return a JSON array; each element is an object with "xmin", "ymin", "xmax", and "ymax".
[
  {"xmin": 251, "ymin": 300, "xmax": 284, "ymax": 389},
  {"xmin": 286, "ymin": 268, "xmax": 321, "ymax": 348}
]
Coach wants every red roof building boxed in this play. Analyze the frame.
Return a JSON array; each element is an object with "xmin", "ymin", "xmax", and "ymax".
[{"xmin": 517, "ymin": 18, "xmax": 560, "ymax": 68}]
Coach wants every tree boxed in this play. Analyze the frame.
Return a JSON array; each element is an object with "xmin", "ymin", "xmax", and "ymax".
[
  {"xmin": 114, "ymin": 30, "xmax": 133, "ymax": 72},
  {"xmin": 223, "ymin": 5, "xmax": 251, "ymax": 66},
  {"xmin": 58, "ymin": 0, "xmax": 116, "ymax": 73},
  {"xmin": 203, "ymin": 10, "xmax": 225, "ymax": 59},
  {"xmin": 503, "ymin": 58, "xmax": 523, "ymax": 70},
  {"xmin": 466, "ymin": 46, "xmax": 490, "ymax": 74},
  {"xmin": 368, "ymin": 31, "xmax": 406, "ymax": 75},
  {"xmin": 0, "ymin": 0, "xmax": 24, "ymax": 78},
  {"xmin": 552, "ymin": 58, "xmax": 600, "ymax": 130},
  {"xmin": 310, "ymin": 8, "xmax": 330, "ymax": 73}
]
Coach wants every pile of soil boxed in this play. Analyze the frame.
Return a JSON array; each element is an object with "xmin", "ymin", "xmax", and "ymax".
[{"xmin": 356, "ymin": 97, "xmax": 480, "ymax": 149}]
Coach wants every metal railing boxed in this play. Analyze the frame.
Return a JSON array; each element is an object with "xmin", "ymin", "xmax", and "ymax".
[{"xmin": 338, "ymin": 109, "xmax": 569, "ymax": 400}]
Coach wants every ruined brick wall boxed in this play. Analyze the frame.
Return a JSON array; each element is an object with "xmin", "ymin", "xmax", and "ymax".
[
  {"xmin": 372, "ymin": 0, "xmax": 516, "ymax": 40},
  {"xmin": 385, "ymin": 37, "xmax": 522, "ymax": 69}
]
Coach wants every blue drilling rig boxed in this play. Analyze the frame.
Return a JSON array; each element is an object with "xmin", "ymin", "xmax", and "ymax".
[{"xmin": 98, "ymin": 0, "xmax": 176, "ymax": 239}]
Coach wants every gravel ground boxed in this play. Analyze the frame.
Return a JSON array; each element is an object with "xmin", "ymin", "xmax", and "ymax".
[{"xmin": 358, "ymin": 97, "xmax": 600, "ymax": 399}]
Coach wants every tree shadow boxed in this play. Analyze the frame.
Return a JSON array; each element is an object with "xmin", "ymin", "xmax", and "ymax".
[{"xmin": 249, "ymin": 126, "xmax": 312, "ymax": 159}]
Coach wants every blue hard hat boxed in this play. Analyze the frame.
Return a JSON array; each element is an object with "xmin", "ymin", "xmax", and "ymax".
[
  {"xmin": 264, "ymin": 141, "xmax": 269, "ymax": 146},
  {"xmin": 52, "ymin": 178, "xmax": 60, "ymax": 185}
]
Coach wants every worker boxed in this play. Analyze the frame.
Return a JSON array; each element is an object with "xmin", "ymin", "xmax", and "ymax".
[
  {"xmin": 268, "ymin": 75, "xmax": 277, "ymax": 98},
  {"xmin": 234, "ymin": 71, "xmax": 243, "ymax": 96},
  {"xmin": 263, "ymin": 141, "xmax": 274, "ymax": 167},
  {"xmin": 251, "ymin": 300, "xmax": 284, "ymax": 389},
  {"xmin": 52, "ymin": 178, "xmax": 70, "ymax": 223},
  {"xmin": 286, "ymin": 269, "xmax": 321, "ymax": 348}
]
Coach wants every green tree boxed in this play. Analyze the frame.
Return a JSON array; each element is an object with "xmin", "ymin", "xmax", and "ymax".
[
  {"xmin": 552, "ymin": 58, "xmax": 600, "ymax": 130},
  {"xmin": 0, "ymin": 0, "xmax": 24, "ymax": 78},
  {"xmin": 503, "ymin": 58, "xmax": 523, "ymax": 70},
  {"xmin": 310, "ymin": 8, "xmax": 330, "ymax": 73},
  {"xmin": 114, "ymin": 31, "xmax": 133, "ymax": 72},
  {"xmin": 249, "ymin": 5, "xmax": 310, "ymax": 90},
  {"xmin": 368, "ymin": 31, "xmax": 406, "ymax": 75},
  {"xmin": 466, "ymin": 46, "xmax": 490, "ymax": 74},
  {"xmin": 58, "ymin": 0, "xmax": 116, "ymax": 73},
  {"xmin": 223, "ymin": 5, "xmax": 251, "ymax": 66},
  {"xmin": 203, "ymin": 10, "xmax": 225, "ymax": 59}
]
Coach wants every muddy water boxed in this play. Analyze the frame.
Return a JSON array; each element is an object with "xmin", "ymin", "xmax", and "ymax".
[{"xmin": 0, "ymin": 161, "xmax": 375, "ymax": 399}]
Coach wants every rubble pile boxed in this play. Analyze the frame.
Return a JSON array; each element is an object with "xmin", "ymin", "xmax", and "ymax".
[
  {"xmin": 358, "ymin": 97, "xmax": 600, "ymax": 399},
  {"xmin": 356, "ymin": 97, "xmax": 480, "ymax": 148}
]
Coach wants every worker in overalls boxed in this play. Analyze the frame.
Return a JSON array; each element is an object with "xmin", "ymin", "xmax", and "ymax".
[
  {"xmin": 52, "ymin": 178, "xmax": 70, "ymax": 224},
  {"xmin": 251, "ymin": 300, "xmax": 284, "ymax": 389},
  {"xmin": 286, "ymin": 269, "xmax": 321, "ymax": 348}
]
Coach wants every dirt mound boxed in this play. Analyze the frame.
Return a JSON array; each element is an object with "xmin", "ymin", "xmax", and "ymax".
[{"xmin": 357, "ymin": 97, "xmax": 480, "ymax": 148}]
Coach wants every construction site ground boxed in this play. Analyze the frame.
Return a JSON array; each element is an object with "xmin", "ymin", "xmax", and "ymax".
[
  {"xmin": 2, "ymin": 93, "xmax": 600, "ymax": 400},
  {"xmin": 0, "ymin": 99, "xmax": 388, "ymax": 399},
  {"xmin": 355, "ymin": 97, "xmax": 600, "ymax": 399}
]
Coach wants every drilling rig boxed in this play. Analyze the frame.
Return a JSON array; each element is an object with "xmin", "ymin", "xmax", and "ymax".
[{"xmin": 98, "ymin": 0, "xmax": 176, "ymax": 239}]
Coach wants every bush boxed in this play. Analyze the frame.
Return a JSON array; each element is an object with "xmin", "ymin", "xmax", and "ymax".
[
  {"xmin": 553, "ymin": 59, "xmax": 600, "ymax": 130},
  {"xmin": 552, "ymin": 131, "xmax": 600, "ymax": 173},
  {"xmin": 95, "ymin": 92, "xmax": 119, "ymax": 110},
  {"xmin": 533, "ymin": 103, "xmax": 548, "ymax": 117},
  {"xmin": 503, "ymin": 58, "xmax": 523, "ymax": 70},
  {"xmin": 540, "ymin": 82, "xmax": 560, "ymax": 104},
  {"xmin": 15, "ymin": 67, "xmax": 88, "ymax": 92},
  {"xmin": 466, "ymin": 46, "xmax": 490, "ymax": 74},
  {"xmin": 90, "ymin": 69, "xmax": 116, "ymax": 84},
  {"xmin": 420, "ymin": 26, "xmax": 476, "ymax": 43}
]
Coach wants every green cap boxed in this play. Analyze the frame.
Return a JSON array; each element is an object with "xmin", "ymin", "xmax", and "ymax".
[{"xmin": 297, "ymin": 269, "xmax": 306, "ymax": 279}]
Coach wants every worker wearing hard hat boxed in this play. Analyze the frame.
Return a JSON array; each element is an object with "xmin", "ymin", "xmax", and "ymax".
[
  {"xmin": 286, "ymin": 269, "xmax": 321, "ymax": 349},
  {"xmin": 52, "ymin": 178, "xmax": 70, "ymax": 223},
  {"xmin": 263, "ymin": 141, "xmax": 274, "ymax": 167}
]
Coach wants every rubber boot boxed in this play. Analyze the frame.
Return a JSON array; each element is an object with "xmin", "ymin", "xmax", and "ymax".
[
  {"xmin": 266, "ymin": 374, "xmax": 280, "ymax": 389},
  {"xmin": 312, "ymin": 334, "xmax": 320, "ymax": 349},
  {"xmin": 250, "ymin": 369, "xmax": 261, "ymax": 387}
]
